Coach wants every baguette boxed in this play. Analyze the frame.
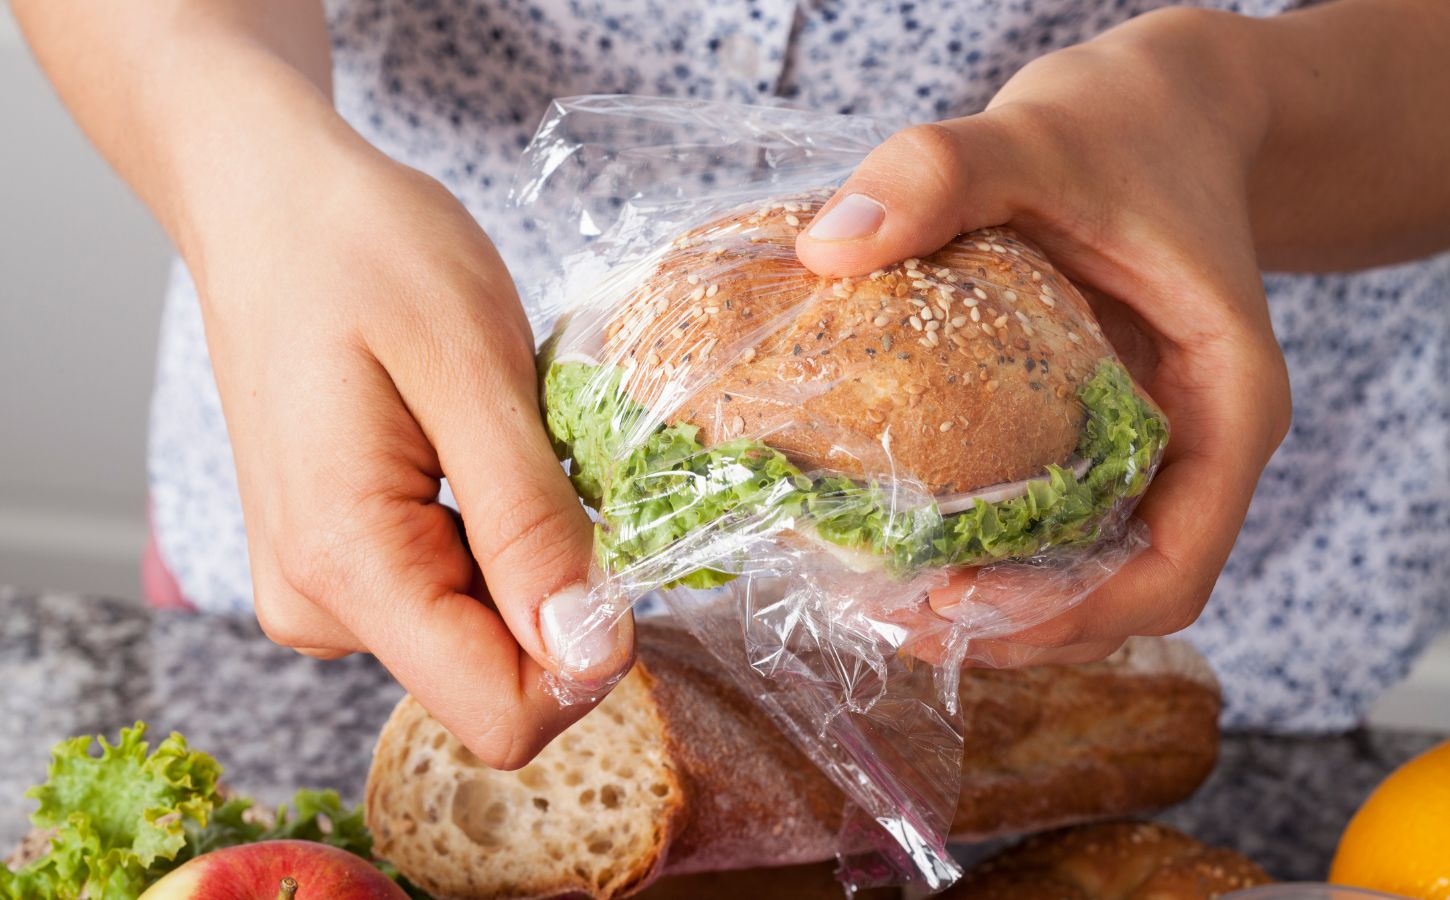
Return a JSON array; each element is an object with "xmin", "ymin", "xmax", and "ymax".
[{"xmin": 365, "ymin": 621, "xmax": 1220, "ymax": 900}]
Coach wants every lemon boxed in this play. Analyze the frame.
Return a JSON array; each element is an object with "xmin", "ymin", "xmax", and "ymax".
[{"xmin": 1330, "ymin": 738, "xmax": 1450, "ymax": 899}]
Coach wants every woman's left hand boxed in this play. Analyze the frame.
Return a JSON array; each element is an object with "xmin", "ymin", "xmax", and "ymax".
[{"xmin": 797, "ymin": 8, "xmax": 1291, "ymax": 667}]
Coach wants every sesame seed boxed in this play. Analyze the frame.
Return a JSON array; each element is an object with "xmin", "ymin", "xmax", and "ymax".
[
  {"xmin": 981, "ymin": 323, "xmax": 995, "ymax": 337},
  {"xmin": 978, "ymin": 369, "xmax": 991, "ymax": 382},
  {"xmin": 663, "ymin": 362, "xmax": 676, "ymax": 378},
  {"xmin": 873, "ymin": 314, "xmax": 890, "ymax": 327},
  {"xmin": 705, "ymin": 305, "xmax": 719, "ymax": 315},
  {"xmin": 882, "ymin": 335, "xmax": 894, "ymax": 351},
  {"xmin": 926, "ymin": 320, "xmax": 940, "ymax": 332},
  {"xmin": 690, "ymin": 305, "xmax": 704, "ymax": 318},
  {"xmin": 951, "ymin": 315, "xmax": 967, "ymax": 328},
  {"xmin": 1003, "ymin": 290, "xmax": 1018, "ymax": 303},
  {"xmin": 910, "ymin": 297, "xmax": 927, "ymax": 307},
  {"xmin": 934, "ymin": 267, "xmax": 950, "ymax": 278},
  {"xmin": 687, "ymin": 273, "xmax": 701, "ymax": 285},
  {"xmin": 911, "ymin": 279, "xmax": 931, "ymax": 291},
  {"xmin": 992, "ymin": 315, "xmax": 1008, "ymax": 328},
  {"xmin": 1022, "ymin": 323, "xmax": 1035, "ymax": 337},
  {"xmin": 950, "ymin": 333, "xmax": 967, "ymax": 348},
  {"xmin": 921, "ymin": 306, "xmax": 933, "ymax": 321},
  {"xmin": 906, "ymin": 383, "xmax": 927, "ymax": 395},
  {"xmin": 690, "ymin": 286, "xmax": 706, "ymax": 302},
  {"xmin": 904, "ymin": 258, "xmax": 921, "ymax": 269},
  {"xmin": 918, "ymin": 337, "xmax": 933, "ymax": 347},
  {"xmin": 731, "ymin": 415, "xmax": 745, "ymax": 433},
  {"xmin": 970, "ymin": 307, "xmax": 981, "ymax": 322},
  {"xmin": 894, "ymin": 282, "xmax": 909, "ymax": 298},
  {"xmin": 973, "ymin": 287, "xmax": 988, "ymax": 300},
  {"xmin": 869, "ymin": 269, "xmax": 885, "ymax": 279},
  {"xmin": 784, "ymin": 202, "xmax": 802, "ymax": 213},
  {"xmin": 909, "ymin": 315, "xmax": 923, "ymax": 330},
  {"xmin": 1067, "ymin": 331, "xmax": 1083, "ymax": 344},
  {"xmin": 963, "ymin": 296, "xmax": 979, "ymax": 308},
  {"xmin": 926, "ymin": 330, "xmax": 940, "ymax": 346},
  {"xmin": 741, "ymin": 347, "xmax": 757, "ymax": 362},
  {"xmin": 1016, "ymin": 311, "xmax": 1030, "ymax": 324},
  {"xmin": 647, "ymin": 351, "xmax": 661, "ymax": 366},
  {"xmin": 1032, "ymin": 270, "xmax": 1043, "ymax": 282},
  {"xmin": 939, "ymin": 421, "xmax": 953, "ymax": 432},
  {"xmin": 974, "ymin": 241, "xmax": 991, "ymax": 252},
  {"xmin": 785, "ymin": 215, "xmax": 801, "ymax": 227},
  {"xmin": 706, "ymin": 283, "xmax": 720, "ymax": 298},
  {"xmin": 991, "ymin": 243, "xmax": 1006, "ymax": 253},
  {"xmin": 1040, "ymin": 294, "xmax": 1056, "ymax": 308},
  {"xmin": 986, "ymin": 379, "xmax": 999, "ymax": 392},
  {"xmin": 1041, "ymin": 284, "xmax": 1055, "ymax": 296}
]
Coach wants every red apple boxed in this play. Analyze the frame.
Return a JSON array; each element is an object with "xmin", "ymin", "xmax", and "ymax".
[{"xmin": 139, "ymin": 840, "xmax": 408, "ymax": 899}]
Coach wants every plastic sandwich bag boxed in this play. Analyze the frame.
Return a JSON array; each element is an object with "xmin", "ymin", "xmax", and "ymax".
[{"xmin": 510, "ymin": 96, "xmax": 1167, "ymax": 892}]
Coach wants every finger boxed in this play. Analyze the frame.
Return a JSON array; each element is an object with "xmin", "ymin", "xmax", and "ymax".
[
  {"xmin": 293, "ymin": 647, "xmax": 354, "ymax": 660},
  {"xmin": 963, "ymin": 637, "xmax": 1125, "ymax": 669},
  {"xmin": 250, "ymin": 559, "xmax": 367, "ymax": 655},
  {"xmin": 277, "ymin": 355, "xmax": 607, "ymax": 768},
  {"xmin": 367, "ymin": 254, "xmax": 632, "ymax": 686},
  {"xmin": 335, "ymin": 496, "xmax": 603, "ymax": 768},
  {"xmin": 795, "ymin": 116, "xmax": 1023, "ymax": 277}
]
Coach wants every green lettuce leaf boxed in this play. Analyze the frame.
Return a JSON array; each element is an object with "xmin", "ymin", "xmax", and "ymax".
[
  {"xmin": 1, "ymin": 725, "xmax": 432, "ymax": 900},
  {"xmin": 542, "ymin": 357, "xmax": 1168, "ymax": 583},
  {"xmin": 0, "ymin": 723, "xmax": 220, "ymax": 900}
]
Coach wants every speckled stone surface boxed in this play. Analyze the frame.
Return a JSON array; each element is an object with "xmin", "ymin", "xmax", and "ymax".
[{"xmin": 1, "ymin": 587, "xmax": 1444, "ymax": 882}]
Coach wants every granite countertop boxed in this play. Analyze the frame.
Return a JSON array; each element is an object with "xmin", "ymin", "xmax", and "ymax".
[{"xmin": 1, "ymin": 587, "xmax": 1444, "ymax": 882}]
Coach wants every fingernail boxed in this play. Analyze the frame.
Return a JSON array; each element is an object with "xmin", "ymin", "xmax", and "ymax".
[
  {"xmin": 807, "ymin": 193, "xmax": 886, "ymax": 241},
  {"xmin": 539, "ymin": 584, "xmax": 623, "ymax": 677}
]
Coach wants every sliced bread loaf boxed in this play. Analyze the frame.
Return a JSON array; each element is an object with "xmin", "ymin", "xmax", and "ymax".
[{"xmin": 365, "ymin": 621, "xmax": 1221, "ymax": 899}]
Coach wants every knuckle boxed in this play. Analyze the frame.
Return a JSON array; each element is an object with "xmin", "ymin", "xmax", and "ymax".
[
  {"xmin": 884, "ymin": 123, "xmax": 968, "ymax": 185},
  {"xmin": 477, "ymin": 484, "xmax": 587, "ymax": 576},
  {"xmin": 1145, "ymin": 602, "xmax": 1202, "ymax": 637},
  {"xmin": 466, "ymin": 715, "xmax": 549, "ymax": 771},
  {"xmin": 253, "ymin": 587, "xmax": 314, "ymax": 649}
]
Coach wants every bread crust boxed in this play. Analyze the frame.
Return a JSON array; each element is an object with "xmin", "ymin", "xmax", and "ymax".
[
  {"xmin": 944, "ymin": 821, "xmax": 1272, "ymax": 899},
  {"xmin": 365, "ymin": 624, "xmax": 1222, "ymax": 899},
  {"xmin": 602, "ymin": 197, "xmax": 1115, "ymax": 493}
]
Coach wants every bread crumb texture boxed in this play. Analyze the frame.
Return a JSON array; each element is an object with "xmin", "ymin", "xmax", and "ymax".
[{"xmin": 365, "ymin": 671, "xmax": 682, "ymax": 900}]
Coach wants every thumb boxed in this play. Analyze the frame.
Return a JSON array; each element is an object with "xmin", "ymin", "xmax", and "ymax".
[{"xmin": 796, "ymin": 118, "xmax": 1021, "ymax": 277}]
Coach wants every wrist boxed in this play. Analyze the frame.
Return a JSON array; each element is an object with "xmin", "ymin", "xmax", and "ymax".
[
  {"xmin": 1095, "ymin": 7, "xmax": 1274, "ymax": 180},
  {"xmin": 143, "ymin": 39, "xmax": 381, "ymax": 288}
]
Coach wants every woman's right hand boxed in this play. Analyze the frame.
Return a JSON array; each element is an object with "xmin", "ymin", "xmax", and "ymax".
[{"xmin": 193, "ymin": 139, "xmax": 633, "ymax": 769}]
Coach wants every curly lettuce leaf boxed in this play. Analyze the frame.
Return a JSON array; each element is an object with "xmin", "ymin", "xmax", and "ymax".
[
  {"xmin": 542, "ymin": 358, "xmax": 1167, "ymax": 582},
  {"xmin": 0, "ymin": 723, "xmax": 220, "ymax": 900},
  {"xmin": 1, "ymin": 726, "xmax": 432, "ymax": 900}
]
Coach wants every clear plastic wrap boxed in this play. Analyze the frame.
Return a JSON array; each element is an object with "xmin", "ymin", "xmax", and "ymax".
[{"xmin": 511, "ymin": 96, "xmax": 1168, "ymax": 891}]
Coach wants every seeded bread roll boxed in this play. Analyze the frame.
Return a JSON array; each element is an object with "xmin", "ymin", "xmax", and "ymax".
[
  {"xmin": 601, "ymin": 195, "xmax": 1114, "ymax": 493},
  {"xmin": 365, "ymin": 622, "xmax": 1221, "ymax": 900},
  {"xmin": 945, "ymin": 821, "xmax": 1272, "ymax": 899}
]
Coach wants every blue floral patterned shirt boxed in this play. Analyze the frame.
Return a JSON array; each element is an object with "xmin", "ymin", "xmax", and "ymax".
[{"xmin": 148, "ymin": 0, "xmax": 1450, "ymax": 731}]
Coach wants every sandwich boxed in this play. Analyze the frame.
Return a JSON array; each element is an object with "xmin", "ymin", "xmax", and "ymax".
[{"xmin": 540, "ymin": 193, "xmax": 1168, "ymax": 587}]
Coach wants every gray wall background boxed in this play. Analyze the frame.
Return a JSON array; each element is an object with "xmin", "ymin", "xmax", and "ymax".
[
  {"xmin": 0, "ymin": 6, "xmax": 1444, "ymax": 727},
  {"xmin": 0, "ymin": 8, "xmax": 169, "ymax": 598}
]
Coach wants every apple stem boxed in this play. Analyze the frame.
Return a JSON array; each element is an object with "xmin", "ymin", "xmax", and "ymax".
[{"xmin": 278, "ymin": 876, "xmax": 299, "ymax": 899}]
